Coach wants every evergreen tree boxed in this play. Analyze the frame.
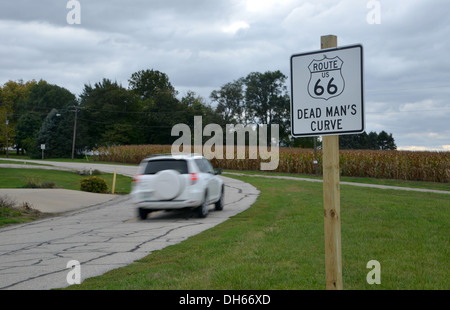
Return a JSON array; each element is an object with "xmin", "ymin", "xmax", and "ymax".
[
  {"xmin": 339, "ymin": 131, "xmax": 397, "ymax": 150},
  {"xmin": 15, "ymin": 113, "xmax": 42, "ymax": 154}
]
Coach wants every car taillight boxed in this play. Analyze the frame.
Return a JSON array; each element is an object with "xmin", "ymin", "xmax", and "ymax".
[
  {"xmin": 190, "ymin": 173, "xmax": 197, "ymax": 185},
  {"xmin": 132, "ymin": 174, "xmax": 142, "ymax": 182}
]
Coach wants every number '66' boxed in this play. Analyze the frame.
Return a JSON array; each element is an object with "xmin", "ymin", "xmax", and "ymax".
[{"xmin": 314, "ymin": 78, "xmax": 338, "ymax": 96}]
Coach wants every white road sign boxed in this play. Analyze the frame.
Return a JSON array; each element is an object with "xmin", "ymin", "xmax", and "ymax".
[{"xmin": 290, "ymin": 44, "xmax": 364, "ymax": 137}]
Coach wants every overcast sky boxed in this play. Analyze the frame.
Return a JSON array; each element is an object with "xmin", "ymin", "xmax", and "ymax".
[{"xmin": 1, "ymin": 0, "xmax": 449, "ymax": 151}]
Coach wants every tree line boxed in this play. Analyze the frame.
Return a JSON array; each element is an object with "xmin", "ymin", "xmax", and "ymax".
[{"xmin": 0, "ymin": 69, "xmax": 396, "ymax": 158}]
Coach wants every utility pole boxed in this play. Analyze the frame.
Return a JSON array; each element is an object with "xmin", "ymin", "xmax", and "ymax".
[
  {"xmin": 5, "ymin": 115, "xmax": 9, "ymax": 158},
  {"xmin": 71, "ymin": 105, "xmax": 79, "ymax": 160}
]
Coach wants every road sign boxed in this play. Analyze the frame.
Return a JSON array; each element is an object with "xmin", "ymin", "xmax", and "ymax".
[{"xmin": 290, "ymin": 44, "xmax": 364, "ymax": 137}]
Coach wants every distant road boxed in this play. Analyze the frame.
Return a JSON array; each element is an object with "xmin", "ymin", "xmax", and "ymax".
[
  {"xmin": 223, "ymin": 172, "xmax": 450, "ymax": 195},
  {"xmin": 0, "ymin": 158, "xmax": 139, "ymax": 177}
]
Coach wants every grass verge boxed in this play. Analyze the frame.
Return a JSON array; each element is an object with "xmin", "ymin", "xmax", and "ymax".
[
  {"xmin": 0, "ymin": 195, "xmax": 49, "ymax": 226},
  {"xmin": 223, "ymin": 169, "xmax": 450, "ymax": 192},
  {"xmin": 64, "ymin": 174, "xmax": 449, "ymax": 290},
  {"xmin": 0, "ymin": 168, "xmax": 132, "ymax": 194}
]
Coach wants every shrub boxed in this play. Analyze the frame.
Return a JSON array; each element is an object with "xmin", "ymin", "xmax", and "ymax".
[
  {"xmin": 80, "ymin": 176, "xmax": 108, "ymax": 193},
  {"xmin": 24, "ymin": 177, "xmax": 56, "ymax": 188},
  {"xmin": 0, "ymin": 196, "xmax": 40, "ymax": 218},
  {"xmin": 0, "ymin": 195, "xmax": 16, "ymax": 209},
  {"xmin": 0, "ymin": 206, "xmax": 22, "ymax": 218}
]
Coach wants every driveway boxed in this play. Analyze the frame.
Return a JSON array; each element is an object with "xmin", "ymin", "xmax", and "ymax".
[
  {"xmin": 0, "ymin": 159, "xmax": 260, "ymax": 290},
  {"xmin": 0, "ymin": 188, "xmax": 118, "ymax": 213}
]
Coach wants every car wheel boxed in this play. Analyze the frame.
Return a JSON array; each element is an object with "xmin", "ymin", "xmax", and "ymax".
[
  {"xmin": 197, "ymin": 193, "xmax": 209, "ymax": 218},
  {"xmin": 138, "ymin": 208, "xmax": 150, "ymax": 220},
  {"xmin": 214, "ymin": 186, "xmax": 224, "ymax": 211}
]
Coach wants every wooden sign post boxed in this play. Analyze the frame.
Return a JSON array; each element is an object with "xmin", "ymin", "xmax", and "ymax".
[
  {"xmin": 321, "ymin": 35, "xmax": 343, "ymax": 290},
  {"xmin": 291, "ymin": 35, "xmax": 364, "ymax": 290}
]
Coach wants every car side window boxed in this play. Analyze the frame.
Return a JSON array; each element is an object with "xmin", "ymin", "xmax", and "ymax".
[
  {"xmin": 202, "ymin": 158, "xmax": 214, "ymax": 174},
  {"xmin": 195, "ymin": 159, "xmax": 207, "ymax": 173}
]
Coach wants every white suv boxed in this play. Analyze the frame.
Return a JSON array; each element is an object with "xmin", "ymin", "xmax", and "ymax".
[{"xmin": 131, "ymin": 154, "xmax": 224, "ymax": 219}]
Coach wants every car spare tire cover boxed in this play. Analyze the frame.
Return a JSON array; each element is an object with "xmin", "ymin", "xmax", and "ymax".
[{"xmin": 154, "ymin": 169, "xmax": 184, "ymax": 200}]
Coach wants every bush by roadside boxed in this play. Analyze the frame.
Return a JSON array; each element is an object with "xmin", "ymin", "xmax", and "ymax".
[
  {"xmin": 80, "ymin": 176, "xmax": 109, "ymax": 193},
  {"xmin": 23, "ymin": 177, "xmax": 56, "ymax": 189}
]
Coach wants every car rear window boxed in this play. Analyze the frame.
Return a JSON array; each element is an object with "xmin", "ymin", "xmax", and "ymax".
[{"xmin": 143, "ymin": 159, "xmax": 189, "ymax": 174}]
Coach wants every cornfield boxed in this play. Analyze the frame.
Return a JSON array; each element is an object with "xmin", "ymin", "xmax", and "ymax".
[{"xmin": 93, "ymin": 145, "xmax": 450, "ymax": 183}]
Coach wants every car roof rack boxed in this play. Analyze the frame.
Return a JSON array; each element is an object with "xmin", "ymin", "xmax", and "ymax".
[{"xmin": 145, "ymin": 153, "xmax": 203, "ymax": 159}]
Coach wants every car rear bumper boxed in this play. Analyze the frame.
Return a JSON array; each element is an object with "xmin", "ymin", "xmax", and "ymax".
[
  {"xmin": 135, "ymin": 199, "xmax": 202, "ymax": 210},
  {"xmin": 131, "ymin": 189, "xmax": 204, "ymax": 210}
]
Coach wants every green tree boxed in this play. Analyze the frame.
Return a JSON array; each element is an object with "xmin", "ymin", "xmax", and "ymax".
[
  {"xmin": 179, "ymin": 90, "xmax": 223, "ymax": 144},
  {"xmin": 128, "ymin": 69, "xmax": 193, "ymax": 145},
  {"xmin": 211, "ymin": 70, "xmax": 291, "ymax": 145},
  {"xmin": 367, "ymin": 131, "xmax": 379, "ymax": 149},
  {"xmin": 128, "ymin": 69, "xmax": 176, "ymax": 100},
  {"xmin": 79, "ymin": 79, "xmax": 143, "ymax": 147},
  {"xmin": 339, "ymin": 131, "xmax": 397, "ymax": 150},
  {"xmin": 377, "ymin": 130, "xmax": 397, "ymax": 150},
  {"xmin": 339, "ymin": 132, "xmax": 367, "ymax": 149},
  {"xmin": 210, "ymin": 79, "xmax": 245, "ymax": 125},
  {"xmin": 19, "ymin": 80, "xmax": 75, "ymax": 116},
  {"xmin": 29, "ymin": 107, "xmax": 80, "ymax": 159},
  {"xmin": 182, "ymin": 91, "xmax": 220, "ymax": 124},
  {"xmin": 30, "ymin": 109, "xmax": 61, "ymax": 158},
  {"xmin": 0, "ymin": 80, "xmax": 37, "ymax": 153},
  {"xmin": 9, "ymin": 80, "xmax": 76, "ymax": 155},
  {"xmin": 291, "ymin": 137, "xmax": 316, "ymax": 148},
  {"xmin": 15, "ymin": 113, "xmax": 42, "ymax": 154},
  {"xmin": 244, "ymin": 71, "xmax": 289, "ymax": 127},
  {"xmin": 140, "ymin": 90, "xmax": 187, "ymax": 144}
]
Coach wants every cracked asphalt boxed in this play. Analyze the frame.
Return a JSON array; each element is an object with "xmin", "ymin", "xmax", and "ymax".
[{"xmin": 0, "ymin": 160, "xmax": 259, "ymax": 290}]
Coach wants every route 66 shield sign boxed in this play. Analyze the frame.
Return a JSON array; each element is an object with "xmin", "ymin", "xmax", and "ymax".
[
  {"xmin": 290, "ymin": 44, "xmax": 364, "ymax": 137},
  {"xmin": 307, "ymin": 56, "xmax": 345, "ymax": 100}
]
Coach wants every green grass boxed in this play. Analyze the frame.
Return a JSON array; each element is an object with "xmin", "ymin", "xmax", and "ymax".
[
  {"xmin": 0, "ymin": 206, "xmax": 45, "ymax": 226},
  {"xmin": 64, "ymin": 175, "xmax": 450, "ymax": 290},
  {"xmin": 0, "ymin": 204, "xmax": 48, "ymax": 226},
  {"xmin": 0, "ymin": 194, "xmax": 49, "ymax": 226},
  {"xmin": 0, "ymin": 168, "xmax": 132, "ymax": 194},
  {"xmin": 223, "ymin": 169, "xmax": 450, "ymax": 192}
]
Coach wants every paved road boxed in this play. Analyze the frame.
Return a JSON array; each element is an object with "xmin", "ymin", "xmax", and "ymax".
[{"xmin": 0, "ymin": 160, "xmax": 260, "ymax": 290}]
